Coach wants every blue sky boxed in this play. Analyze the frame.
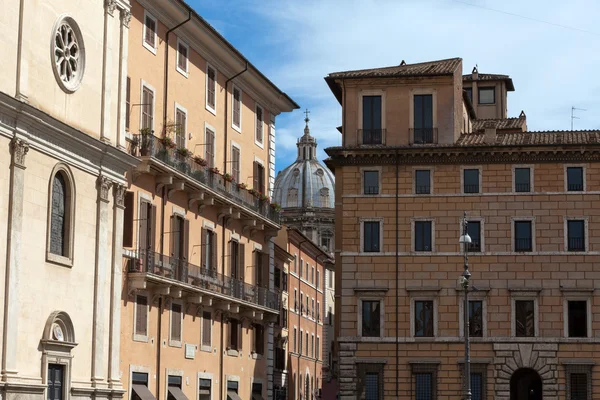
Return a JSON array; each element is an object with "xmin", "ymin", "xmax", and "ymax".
[{"xmin": 189, "ymin": 0, "xmax": 600, "ymax": 172}]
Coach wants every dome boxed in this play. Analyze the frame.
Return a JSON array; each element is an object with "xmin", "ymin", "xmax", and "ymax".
[{"xmin": 273, "ymin": 116, "xmax": 335, "ymax": 209}]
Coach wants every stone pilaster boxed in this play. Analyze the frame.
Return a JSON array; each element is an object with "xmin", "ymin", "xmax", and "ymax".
[
  {"xmin": 338, "ymin": 342, "xmax": 357, "ymax": 400},
  {"xmin": 266, "ymin": 239, "xmax": 275, "ymax": 399},
  {"xmin": 116, "ymin": 8, "xmax": 131, "ymax": 149},
  {"xmin": 1, "ymin": 137, "xmax": 29, "ymax": 378},
  {"xmin": 108, "ymin": 183, "xmax": 125, "ymax": 387},
  {"xmin": 100, "ymin": 0, "xmax": 117, "ymax": 143},
  {"xmin": 92, "ymin": 176, "xmax": 112, "ymax": 385}
]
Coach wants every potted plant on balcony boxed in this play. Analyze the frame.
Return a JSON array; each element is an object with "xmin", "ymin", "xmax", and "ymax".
[
  {"xmin": 223, "ymin": 173, "xmax": 234, "ymax": 183},
  {"xmin": 176, "ymin": 147, "xmax": 192, "ymax": 158},
  {"xmin": 270, "ymin": 202, "xmax": 282, "ymax": 212},
  {"xmin": 175, "ymin": 147, "xmax": 191, "ymax": 174},
  {"xmin": 209, "ymin": 166, "xmax": 220, "ymax": 175},
  {"xmin": 259, "ymin": 193, "xmax": 269, "ymax": 202},
  {"xmin": 237, "ymin": 182, "xmax": 248, "ymax": 190},
  {"xmin": 159, "ymin": 136, "xmax": 176, "ymax": 149},
  {"xmin": 139, "ymin": 128, "xmax": 154, "ymax": 156},
  {"xmin": 248, "ymin": 188, "xmax": 259, "ymax": 197},
  {"xmin": 193, "ymin": 155, "xmax": 208, "ymax": 166}
]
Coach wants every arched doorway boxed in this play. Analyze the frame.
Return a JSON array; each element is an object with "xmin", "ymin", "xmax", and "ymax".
[{"xmin": 510, "ymin": 368, "xmax": 542, "ymax": 400}]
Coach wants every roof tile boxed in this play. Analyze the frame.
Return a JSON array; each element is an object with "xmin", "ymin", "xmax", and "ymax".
[
  {"xmin": 456, "ymin": 130, "xmax": 600, "ymax": 146},
  {"xmin": 327, "ymin": 58, "xmax": 462, "ymax": 79}
]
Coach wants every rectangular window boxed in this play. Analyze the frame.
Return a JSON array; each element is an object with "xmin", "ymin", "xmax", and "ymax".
[
  {"xmin": 316, "ymin": 270, "xmax": 320, "ymax": 289},
  {"xmin": 144, "ymin": 13, "xmax": 157, "ymax": 49},
  {"xmin": 317, "ymin": 301, "xmax": 320, "ymax": 321},
  {"xmin": 361, "ymin": 300, "xmax": 381, "ymax": 337},
  {"xmin": 232, "ymin": 87, "xmax": 241, "ymax": 129},
  {"xmin": 311, "ymin": 266, "xmax": 315, "ymax": 284},
  {"xmin": 125, "ymin": 77, "xmax": 131, "ymax": 130},
  {"xmin": 569, "ymin": 372, "xmax": 588, "ymax": 400},
  {"xmin": 363, "ymin": 170, "xmax": 379, "ymax": 195},
  {"xmin": 167, "ymin": 376, "xmax": 182, "ymax": 400},
  {"xmin": 311, "ymin": 298, "xmax": 315, "ymax": 318},
  {"xmin": 414, "ymin": 221, "xmax": 432, "ymax": 252},
  {"xmin": 364, "ymin": 372, "xmax": 380, "ymax": 400},
  {"xmin": 204, "ymin": 127, "xmax": 215, "ymax": 168},
  {"xmin": 465, "ymin": 87, "xmax": 472, "ymax": 104},
  {"xmin": 567, "ymin": 220, "xmax": 585, "ymax": 251},
  {"xmin": 514, "ymin": 221, "xmax": 532, "ymax": 252},
  {"xmin": 282, "ymin": 272, "xmax": 288, "ymax": 291},
  {"xmin": 230, "ymin": 145, "xmax": 240, "ymax": 183},
  {"xmin": 206, "ymin": 66, "xmax": 216, "ymax": 112},
  {"xmin": 478, "ymin": 87, "xmax": 495, "ymax": 104},
  {"xmin": 466, "ymin": 221, "xmax": 481, "ymax": 252},
  {"xmin": 415, "ymin": 373, "xmax": 433, "ymax": 400},
  {"xmin": 414, "ymin": 300, "xmax": 434, "ymax": 337},
  {"xmin": 199, "ymin": 379, "xmax": 211, "ymax": 400},
  {"xmin": 135, "ymin": 295, "xmax": 148, "ymax": 336},
  {"xmin": 170, "ymin": 303, "xmax": 182, "ymax": 343},
  {"xmin": 229, "ymin": 318, "xmax": 239, "ymax": 350},
  {"xmin": 413, "ymin": 94, "xmax": 434, "ymax": 144},
  {"xmin": 316, "ymin": 336, "xmax": 320, "ymax": 359},
  {"xmin": 252, "ymin": 383, "xmax": 262, "ymax": 396},
  {"xmin": 515, "ymin": 300, "xmax": 535, "ymax": 337},
  {"xmin": 176, "ymin": 41, "xmax": 188, "ymax": 73},
  {"xmin": 141, "ymin": 86, "xmax": 154, "ymax": 130},
  {"xmin": 471, "ymin": 372, "xmax": 483, "ymax": 400},
  {"xmin": 255, "ymin": 105, "xmax": 264, "ymax": 144},
  {"xmin": 274, "ymin": 267, "xmax": 281, "ymax": 290},
  {"xmin": 363, "ymin": 221, "xmax": 380, "ymax": 253},
  {"xmin": 305, "ymin": 332, "xmax": 308, "ymax": 355},
  {"xmin": 514, "ymin": 167, "xmax": 531, "ymax": 192},
  {"xmin": 253, "ymin": 324, "xmax": 264, "ymax": 355},
  {"xmin": 568, "ymin": 300, "xmax": 587, "ymax": 338},
  {"xmin": 463, "ymin": 169, "xmax": 480, "ymax": 193},
  {"xmin": 328, "ymin": 306, "xmax": 333, "ymax": 326},
  {"xmin": 299, "ymin": 331, "xmax": 303, "ymax": 355},
  {"xmin": 201, "ymin": 228, "xmax": 216, "ymax": 270},
  {"xmin": 122, "ymin": 191, "xmax": 134, "ymax": 247},
  {"xmin": 294, "ymin": 289, "xmax": 298, "ymax": 311},
  {"xmin": 293, "ymin": 328, "xmax": 297, "ymax": 353},
  {"xmin": 567, "ymin": 167, "xmax": 584, "ymax": 191},
  {"xmin": 282, "ymin": 308, "xmax": 288, "ymax": 328},
  {"xmin": 47, "ymin": 364, "xmax": 64, "ymax": 400},
  {"xmin": 362, "ymin": 95, "xmax": 382, "ymax": 144},
  {"xmin": 328, "ymin": 270, "xmax": 333, "ymax": 288},
  {"xmin": 175, "ymin": 107, "xmax": 186, "ymax": 149},
  {"xmin": 253, "ymin": 162, "xmax": 265, "ymax": 195},
  {"xmin": 415, "ymin": 169, "xmax": 431, "ymax": 194},
  {"xmin": 469, "ymin": 300, "xmax": 483, "ymax": 337},
  {"xmin": 311, "ymin": 334, "xmax": 314, "ymax": 357},
  {"xmin": 202, "ymin": 311, "xmax": 211, "ymax": 347},
  {"xmin": 227, "ymin": 381, "xmax": 238, "ymax": 394}
]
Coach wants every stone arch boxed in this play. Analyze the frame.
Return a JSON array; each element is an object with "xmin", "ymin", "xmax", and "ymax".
[
  {"xmin": 510, "ymin": 368, "xmax": 542, "ymax": 400},
  {"xmin": 46, "ymin": 163, "xmax": 77, "ymax": 264},
  {"xmin": 43, "ymin": 310, "xmax": 76, "ymax": 343}
]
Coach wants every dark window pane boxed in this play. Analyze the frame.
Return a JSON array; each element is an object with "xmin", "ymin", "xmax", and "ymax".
[
  {"xmin": 168, "ymin": 375, "xmax": 182, "ymax": 387},
  {"xmin": 362, "ymin": 96, "xmax": 382, "ymax": 144},
  {"xmin": 515, "ymin": 168, "xmax": 531, "ymax": 192},
  {"xmin": 415, "ymin": 373, "xmax": 432, "ymax": 400},
  {"xmin": 415, "ymin": 221, "xmax": 432, "ymax": 252},
  {"xmin": 50, "ymin": 173, "xmax": 67, "ymax": 256},
  {"xmin": 466, "ymin": 221, "xmax": 481, "ymax": 252},
  {"xmin": 471, "ymin": 373, "xmax": 483, "ymax": 400},
  {"xmin": 469, "ymin": 301, "xmax": 483, "ymax": 337},
  {"xmin": 567, "ymin": 167, "xmax": 584, "ymax": 191},
  {"xmin": 415, "ymin": 170, "xmax": 431, "ymax": 194},
  {"xmin": 568, "ymin": 220, "xmax": 585, "ymax": 251},
  {"xmin": 365, "ymin": 373, "xmax": 379, "ymax": 400},
  {"xmin": 570, "ymin": 373, "xmax": 588, "ymax": 400},
  {"xmin": 364, "ymin": 171, "xmax": 379, "ymax": 194},
  {"xmin": 362, "ymin": 300, "xmax": 380, "ymax": 337},
  {"xmin": 568, "ymin": 301, "xmax": 587, "ymax": 337},
  {"xmin": 132, "ymin": 372, "xmax": 149, "ymax": 385},
  {"xmin": 515, "ymin": 300, "xmax": 535, "ymax": 337},
  {"xmin": 514, "ymin": 221, "xmax": 532, "ymax": 252},
  {"xmin": 364, "ymin": 221, "xmax": 380, "ymax": 252},
  {"xmin": 463, "ymin": 169, "xmax": 479, "ymax": 193},
  {"xmin": 414, "ymin": 95, "xmax": 434, "ymax": 144},
  {"xmin": 415, "ymin": 300, "xmax": 434, "ymax": 337},
  {"xmin": 478, "ymin": 87, "xmax": 495, "ymax": 104},
  {"xmin": 465, "ymin": 87, "xmax": 472, "ymax": 104}
]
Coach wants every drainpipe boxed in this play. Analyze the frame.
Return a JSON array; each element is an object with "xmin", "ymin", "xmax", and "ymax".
[
  {"xmin": 395, "ymin": 150, "xmax": 399, "ymax": 397},
  {"xmin": 162, "ymin": 10, "xmax": 192, "ymax": 136},
  {"xmin": 223, "ymin": 63, "xmax": 248, "ymax": 173}
]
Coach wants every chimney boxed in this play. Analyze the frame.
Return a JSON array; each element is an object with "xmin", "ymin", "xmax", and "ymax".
[
  {"xmin": 472, "ymin": 65, "xmax": 479, "ymax": 81},
  {"xmin": 484, "ymin": 121, "xmax": 496, "ymax": 144}
]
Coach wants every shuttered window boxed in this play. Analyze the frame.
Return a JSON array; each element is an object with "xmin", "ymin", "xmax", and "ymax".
[
  {"xmin": 231, "ymin": 146, "xmax": 240, "ymax": 183},
  {"xmin": 47, "ymin": 364, "xmax": 64, "ymax": 400},
  {"xmin": 202, "ymin": 311, "xmax": 211, "ymax": 347},
  {"xmin": 122, "ymin": 191, "xmax": 134, "ymax": 247},
  {"xmin": 255, "ymin": 105, "xmax": 263, "ymax": 143},
  {"xmin": 201, "ymin": 228, "xmax": 217, "ymax": 270},
  {"xmin": 141, "ymin": 86, "xmax": 154, "ymax": 131},
  {"xmin": 170, "ymin": 303, "xmax": 182, "ymax": 342},
  {"xmin": 50, "ymin": 173, "xmax": 67, "ymax": 256},
  {"xmin": 175, "ymin": 108, "xmax": 186, "ymax": 149},
  {"xmin": 232, "ymin": 87, "xmax": 241, "ymax": 129},
  {"xmin": 177, "ymin": 41, "xmax": 187, "ymax": 72},
  {"xmin": 144, "ymin": 14, "xmax": 156, "ymax": 48},
  {"xmin": 206, "ymin": 66, "xmax": 216, "ymax": 110},
  {"xmin": 205, "ymin": 128, "xmax": 215, "ymax": 168},
  {"xmin": 199, "ymin": 379, "xmax": 211, "ymax": 400},
  {"xmin": 229, "ymin": 318, "xmax": 239, "ymax": 350},
  {"xmin": 135, "ymin": 295, "xmax": 148, "ymax": 336},
  {"xmin": 253, "ymin": 162, "xmax": 265, "ymax": 195},
  {"xmin": 125, "ymin": 76, "xmax": 131, "ymax": 130}
]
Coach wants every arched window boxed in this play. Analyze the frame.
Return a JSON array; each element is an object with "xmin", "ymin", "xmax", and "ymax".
[
  {"xmin": 47, "ymin": 165, "xmax": 75, "ymax": 266},
  {"xmin": 50, "ymin": 173, "xmax": 67, "ymax": 255}
]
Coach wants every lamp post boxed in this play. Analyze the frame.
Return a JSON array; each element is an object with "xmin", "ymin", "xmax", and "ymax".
[{"xmin": 459, "ymin": 211, "xmax": 472, "ymax": 400}]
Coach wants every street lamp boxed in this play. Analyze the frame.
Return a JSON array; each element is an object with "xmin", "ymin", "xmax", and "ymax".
[{"xmin": 459, "ymin": 211, "xmax": 472, "ymax": 400}]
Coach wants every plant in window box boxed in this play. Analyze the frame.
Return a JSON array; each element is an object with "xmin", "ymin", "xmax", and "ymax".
[
  {"xmin": 193, "ymin": 155, "xmax": 208, "ymax": 166},
  {"xmin": 176, "ymin": 147, "xmax": 192, "ymax": 158},
  {"xmin": 223, "ymin": 173, "xmax": 235, "ymax": 183},
  {"xmin": 248, "ymin": 188, "xmax": 259, "ymax": 197},
  {"xmin": 237, "ymin": 182, "xmax": 248, "ymax": 190},
  {"xmin": 138, "ymin": 128, "xmax": 154, "ymax": 156},
  {"xmin": 209, "ymin": 167, "xmax": 220, "ymax": 174},
  {"xmin": 270, "ymin": 202, "xmax": 282, "ymax": 212},
  {"xmin": 259, "ymin": 193, "xmax": 269, "ymax": 202},
  {"xmin": 158, "ymin": 136, "xmax": 176, "ymax": 149}
]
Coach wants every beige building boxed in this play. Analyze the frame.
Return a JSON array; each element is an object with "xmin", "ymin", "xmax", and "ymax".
[
  {"xmin": 0, "ymin": 1, "xmax": 136, "ymax": 400},
  {"xmin": 119, "ymin": 1, "xmax": 297, "ymax": 400},
  {"xmin": 325, "ymin": 57, "xmax": 600, "ymax": 399}
]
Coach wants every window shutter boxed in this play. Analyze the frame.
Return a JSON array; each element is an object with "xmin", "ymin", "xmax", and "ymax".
[
  {"xmin": 202, "ymin": 311, "xmax": 211, "ymax": 346},
  {"xmin": 211, "ymin": 231, "xmax": 217, "ymax": 271},
  {"xmin": 171, "ymin": 304, "xmax": 181, "ymax": 341},
  {"xmin": 183, "ymin": 219, "xmax": 189, "ymax": 261},
  {"xmin": 136, "ymin": 295, "xmax": 148, "ymax": 335},
  {"xmin": 150, "ymin": 205, "xmax": 157, "ymax": 252},
  {"xmin": 139, "ymin": 201, "xmax": 148, "ymax": 251},
  {"xmin": 200, "ymin": 228, "xmax": 207, "ymax": 269},
  {"xmin": 125, "ymin": 77, "xmax": 131, "ymax": 130},
  {"xmin": 170, "ymin": 216, "xmax": 176, "ymax": 257},
  {"xmin": 253, "ymin": 162, "xmax": 259, "ymax": 192},
  {"xmin": 261, "ymin": 252, "xmax": 268, "ymax": 287},
  {"xmin": 123, "ymin": 192, "xmax": 134, "ymax": 247},
  {"xmin": 238, "ymin": 320, "xmax": 243, "ymax": 350},
  {"xmin": 238, "ymin": 243, "xmax": 245, "ymax": 281}
]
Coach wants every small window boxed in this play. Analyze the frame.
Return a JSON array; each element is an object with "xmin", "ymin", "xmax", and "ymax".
[
  {"xmin": 361, "ymin": 300, "xmax": 381, "ymax": 337},
  {"xmin": 122, "ymin": 191, "xmax": 134, "ymax": 247},
  {"xmin": 469, "ymin": 300, "xmax": 483, "ymax": 337},
  {"xmin": 174, "ymin": 106, "xmax": 186, "ymax": 149},
  {"xmin": 232, "ymin": 86, "xmax": 242, "ymax": 130},
  {"xmin": 135, "ymin": 295, "xmax": 148, "ymax": 337},
  {"xmin": 316, "ymin": 270, "xmax": 320, "ymax": 289},
  {"xmin": 253, "ymin": 324, "xmax": 264, "ymax": 355},
  {"xmin": 143, "ymin": 13, "xmax": 157, "ymax": 50},
  {"xmin": 568, "ymin": 300, "xmax": 587, "ymax": 338},
  {"xmin": 569, "ymin": 372, "xmax": 588, "ymax": 400},
  {"xmin": 414, "ymin": 221, "xmax": 432, "ymax": 252},
  {"xmin": 167, "ymin": 376, "xmax": 182, "ymax": 400},
  {"xmin": 201, "ymin": 228, "xmax": 216, "ymax": 270},
  {"xmin": 316, "ymin": 336, "xmax": 320, "ymax": 360},
  {"xmin": 515, "ymin": 300, "xmax": 535, "ymax": 337},
  {"xmin": 229, "ymin": 318, "xmax": 239, "ymax": 350},
  {"xmin": 514, "ymin": 167, "xmax": 531, "ymax": 192},
  {"xmin": 204, "ymin": 127, "xmax": 215, "ymax": 168},
  {"xmin": 206, "ymin": 65, "xmax": 216, "ymax": 112},
  {"xmin": 567, "ymin": 220, "xmax": 585, "ymax": 251},
  {"xmin": 362, "ymin": 95, "xmax": 382, "ymax": 145},
  {"xmin": 253, "ymin": 162, "xmax": 265, "ymax": 195},
  {"xmin": 478, "ymin": 87, "xmax": 495, "ymax": 104},
  {"xmin": 328, "ymin": 306, "xmax": 333, "ymax": 326},
  {"xmin": 363, "ymin": 170, "xmax": 379, "ymax": 195},
  {"xmin": 471, "ymin": 372, "xmax": 484, "ymax": 400},
  {"xmin": 415, "ymin": 373, "xmax": 433, "ymax": 399},
  {"xmin": 465, "ymin": 87, "xmax": 472, "ymax": 103},
  {"xmin": 141, "ymin": 85, "xmax": 154, "ymax": 130},
  {"xmin": 466, "ymin": 221, "xmax": 481, "ymax": 253},
  {"xmin": 170, "ymin": 303, "xmax": 182, "ymax": 343},
  {"xmin": 293, "ymin": 328, "xmax": 297, "ymax": 353},
  {"xmin": 231, "ymin": 145, "xmax": 240, "ymax": 183},
  {"xmin": 176, "ymin": 40, "xmax": 188, "ymax": 74},
  {"xmin": 415, "ymin": 170, "xmax": 431, "ymax": 194},
  {"xmin": 255, "ymin": 105, "xmax": 264, "ymax": 144},
  {"xmin": 202, "ymin": 311, "xmax": 211, "ymax": 347},
  {"xmin": 414, "ymin": 300, "xmax": 434, "ymax": 337},
  {"xmin": 47, "ymin": 364, "xmax": 64, "ymax": 400},
  {"xmin": 514, "ymin": 221, "xmax": 532, "ymax": 252},
  {"xmin": 463, "ymin": 169, "xmax": 480, "ymax": 193},
  {"xmin": 365, "ymin": 372, "xmax": 380, "ymax": 400},
  {"xmin": 199, "ymin": 379, "xmax": 211, "ymax": 400},
  {"xmin": 227, "ymin": 381, "xmax": 239, "ymax": 394},
  {"xmin": 363, "ymin": 221, "xmax": 380, "ymax": 253},
  {"xmin": 311, "ymin": 266, "xmax": 315, "ymax": 284},
  {"xmin": 252, "ymin": 382, "xmax": 262, "ymax": 396},
  {"xmin": 305, "ymin": 332, "xmax": 309, "ymax": 355},
  {"xmin": 311, "ymin": 334, "xmax": 314, "ymax": 357},
  {"xmin": 567, "ymin": 167, "xmax": 584, "ymax": 191}
]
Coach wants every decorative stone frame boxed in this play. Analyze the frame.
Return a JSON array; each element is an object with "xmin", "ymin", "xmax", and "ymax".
[
  {"xmin": 128, "ymin": 364, "xmax": 152, "ymax": 400},
  {"xmin": 564, "ymin": 164, "xmax": 587, "ymax": 193},
  {"xmin": 231, "ymin": 85, "xmax": 243, "ymax": 133},
  {"xmin": 142, "ymin": 10, "xmax": 158, "ymax": 54},
  {"xmin": 360, "ymin": 166, "xmax": 382, "ymax": 195},
  {"xmin": 354, "ymin": 287, "xmax": 387, "ymax": 339},
  {"xmin": 408, "ymin": 288, "xmax": 440, "ymax": 338},
  {"xmin": 133, "ymin": 291, "xmax": 150, "ymax": 342},
  {"xmin": 460, "ymin": 165, "xmax": 483, "ymax": 194},
  {"xmin": 356, "ymin": 362, "xmax": 385, "ymax": 400},
  {"xmin": 197, "ymin": 372, "xmax": 214, "ymax": 400},
  {"xmin": 561, "ymin": 288, "xmax": 593, "ymax": 339},
  {"xmin": 458, "ymin": 288, "xmax": 489, "ymax": 338},
  {"xmin": 46, "ymin": 163, "xmax": 76, "ymax": 267},
  {"xmin": 175, "ymin": 38, "xmax": 189, "ymax": 77},
  {"xmin": 51, "ymin": 15, "xmax": 86, "ymax": 93},
  {"xmin": 409, "ymin": 361, "xmax": 439, "ymax": 399},
  {"xmin": 563, "ymin": 216, "xmax": 589, "ymax": 253},
  {"xmin": 205, "ymin": 63, "xmax": 217, "ymax": 115},
  {"xmin": 510, "ymin": 216, "xmax": 536, "ymax": 253},
  {"xmin": 509, "ymin": 289, "xmax": 540, "ymax": 337},
  {"xmin": 460, "ymin": 215, "xmax": 485, "ymax": 253},
  {"xmin": 357, "ymin": 89, "xmax": 386, "ymax": 145},
  {"xmin": 360, "ymin": 217, "xmax": 384, "ymax": 254},
  {"xmin": 411, "ymin": 217, "xmax": 436, "ymax": 253},
  {"xmin": 564, "ymin": 362, "xmax": 593, "ymax": 400},
  {"xmin": 41, "ymin": 311, "xmax": 77, "ymax": 400},
  {"xmin": 512, "ymin": 164, "xmax": 534, "ymax": 193},
  {"xmin": 412, "ymin": 166, "xmax": 434, "ymax": 195},
  {"xmin": 169, "ymin": 300, "xmax": 183, "ymax": 348},
  {"xmin": 254, "ymin": 103, "xmax": 265, "ymax": 148},
  {"xmin": 164, "ymin": 368, "xmax": 184, "ymax": 400}
]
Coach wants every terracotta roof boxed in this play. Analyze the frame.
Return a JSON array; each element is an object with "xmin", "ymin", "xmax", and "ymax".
[
  {"xmin": 456, "ymin": 130, "xmax": 600, "ymax": 147},
  {"xmin": 327, "ymin": 57, "xmax": 462, "ymax": 80},
  {"xmin": 463, "ymin": 73, "xmax": 515, "ymax": 91},
  {"xmin": 472, "ymin": 116, "xmax": 526, "ymax": 132}
]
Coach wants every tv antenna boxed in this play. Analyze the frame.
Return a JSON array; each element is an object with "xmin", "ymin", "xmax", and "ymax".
[{"xmin": 571, "ymin": 106, "xmax": 586, "ymax": 131}]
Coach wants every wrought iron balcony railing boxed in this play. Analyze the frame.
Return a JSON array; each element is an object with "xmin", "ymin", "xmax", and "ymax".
[
  {"xmin": 410, "ymin": 128, "xmax": 438, "ymax": 145},
  {"xmin": 128, "ymin": 133, "xmax": 280, "ymax": 224},
  {"xmin": 568, "ymin": 237, "xmax": 585, "ymax": 252},
  {"xmin": 515, "ymin": 238, "xmax": 532, "ymax": 252},
  {"xmin": 131, "ymin": 249, "xmax": 280, "ymax": 311},
  {"xmin": 358, "ymin": 129, "xmax": 386, "ymax": 145}
]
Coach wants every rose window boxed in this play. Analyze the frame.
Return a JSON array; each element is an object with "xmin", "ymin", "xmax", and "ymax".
[{"xmin": 52, "ymin": 17, "xmax": 85, "ymax": 92}]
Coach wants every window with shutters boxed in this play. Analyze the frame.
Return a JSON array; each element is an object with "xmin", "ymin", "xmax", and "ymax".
[
  {"xmin": 206, "ymin": 65, "xmax": 216, "ymax": 113},
  {"xmin": 143, "ymin": 11, "xmax": 157, "ymax": 53},
  {"xmin": 305, "ymin": 332, "xmax": 308, "ymax": 356},
  {"xmin": 167, "ymin": 375, "xmax": 182, "ymax": 400},
  {"xmin": 316, "ymin": 269, "xmax": 320, "ymax": 289},
  {"xmin": 231, "ymin": 144, "xmax": 240, "ymax": 183},
  {"xmin": 293, "ymin": 328, "xmax": 297, "ymax": 353},
  {"xmin": 232, "ymin": 86, "xmax": 242, "ymax": 131},
  {"xmin": 174, "ymin": 105, "xmax": 187, "ymax": 149},
  {"xmin": 47, "ymin": 364, "xmax": 64, "ymax": 400},
  {"xmin": 138, "ymin": 200, "xmax": 156, "ymax": 271},
  {"xmin": 229, "ymin": 318, "xmax": 239, "ymax": 351},
  {"xmin": 253, "ymin": 162, "xmax": 265, "ymax": 195},
  {"xmin": 299, "ymin": 330, "xmax": 303, "ymax": 355},
  {"xmin": 316, "ymin": 336, "xmax": 320, "ymax": 360},
  {"xmin": 204, "ymin": 126, "xmax": 215, "ymax": 168},
  {"xmin": 170, "ymin": 303, "xmax": 182, "ymax": 346},
  {"xmin": 47, "ymin": 167, "xmax": 75, "ymax": 266},
  {"xmin": 141, "ymin": 84, "xmax": 154, "ymax": 131},
  {"xmin": 282, "ymin": 271, "xmax": 288, "ymax": 292},
  {"xmin": 201, "ymin": 311, "xmax": 211, "ymax": 350},
  {"xmin": 134, "ymin": 294, "xmax": 148, "ymax": 341},
  {"xmin": 198, "ymin": 378, "xmax": 211, "ymax": 400},
  {"xmin": 255, "ymin": 104, "xmax": 264, "ymax": 145},
  {"xmin": 176, "ymin": 39, "xmax": 188, "ymax": 76},
  {"xmin": 122, "ymin": 192, "xmax": 134, "ymax": 247},
  {"xmin": 311, "ymin": 334, "xmax": 314, "ymax": 358},
  {"xmin": 125, "ymin": 76, "xmax": 131, "ymax": 130},
  {"xmin": 255, "ymin": 251, "xmax": 267, "ymax": 287},
  {"xmin": 170, "ymin": 215, "xmax": 188, "ymax": 281},
  {"xmin": 253, "ymin": 324, "xmax": 264, "ymax": 355},
  {"xmin": 201, "ymin": 228, "xmax": 217, "ymax": 270}
]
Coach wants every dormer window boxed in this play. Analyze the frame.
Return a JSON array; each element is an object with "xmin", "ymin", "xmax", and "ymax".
[{"xmin": 478, "ymin": 87, "xmax": 495, "ymax": 104}]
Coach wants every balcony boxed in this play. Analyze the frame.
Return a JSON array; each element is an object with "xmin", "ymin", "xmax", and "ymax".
[
  {"xmin": 128, "ymin": 249, "xmax": 280, "ymax": 315},
  {"xmin": 410, "ymin": 128, "xmax": 438, "ymax": 144},
  {"xmin": 358, "ymin": 129, "xmax": 386, "ymax": 145},
  {"xmin": 128, "ymin": 133, "xmax": 280, "ymax": 226}
]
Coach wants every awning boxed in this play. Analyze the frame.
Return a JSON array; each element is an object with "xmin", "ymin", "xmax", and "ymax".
[
  {"xmin": 252, "ymin": 394, "xmax": 264, "ymax": 400},
  {"xmin": 168, "ymin": 387, "xmax": 188, "ymax": 400},
  {"xmin": 227, "ymin": 390, "xmax": 242, "ymax": 400},
  {"xmin": 132, "ymin": 385, "xmax": 156, "ymax": 400}
]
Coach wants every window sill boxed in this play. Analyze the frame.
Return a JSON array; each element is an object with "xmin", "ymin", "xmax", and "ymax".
[
  {"xmin": 251, "ymin": 352, "xmax": 263, "ymax": 360},
  {"xmin": 169, "ymin": 340, "xmax": 182, "ymax": 348},
  {"xmin": 478, "ymin": 102, "xmax": 495, "ymax": 106},
  {"xmin": 232, "ymin": 123, "xmax": 242, "ymax": 134},
  {"xmin": 226, "ymin": 349, "xmax": 239, "ymax": 357},
  {"xmin": 176, "ymin": 66, "xmax": 188, "ymax": 78},
  {"xmin": 143, "ymin": 41, "xmax": 157, "ymax": 55},
  {"xmin": 133, "ymin": 334, "xmax": 149, "ymax": 343},
  {"xmin": 254, "ymin": 140, "xmax": 264, "ymax": 149},
  {"xmin": 205, "ymin": 105, "xmax": 216, "ymax": 116},
  {"xmin": 200, "ymin": 345, "xmax": 212, "ymax": 353},
  {"xmin": 47, "ymin": 252, "xmax": 73, "ymax": 268}
]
